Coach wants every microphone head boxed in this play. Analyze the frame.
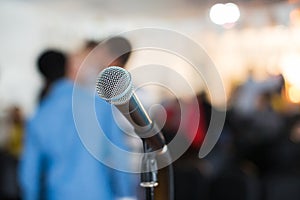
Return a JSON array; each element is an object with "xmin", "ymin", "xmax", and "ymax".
[{"xmin": 96, "ymin": 66, "xmax": 133, "ymax": 105}]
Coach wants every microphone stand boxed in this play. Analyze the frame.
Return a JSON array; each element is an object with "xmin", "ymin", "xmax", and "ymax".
[
  {"xmin": 96, "ymin": 67, "xmax": 173, "ymax": 199},
  {"xmin": 114, "ymin": 94, "xmax": 173, "ymax": 199},
  {"xmin": 138, "ymin": 124, "xmax": 174, "ymax": 200},
  {"xmin": 140, "ymin": 144, "xmax": 158, "ymax": 200}
]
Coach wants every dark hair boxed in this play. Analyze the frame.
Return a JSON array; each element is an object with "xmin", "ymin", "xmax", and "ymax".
[
  {"xmin": 37, "ymin": 49, "xmax": 66, "ymax": 81},
  {"xmin": 104, "ymin": 37, "xmax": 132, "ymax": 66},
  {"xmin": 85, "ymin": 40, "xmax": 100, "ymax": 49}
]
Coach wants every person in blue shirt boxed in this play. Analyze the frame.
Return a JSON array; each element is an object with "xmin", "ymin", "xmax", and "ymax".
[{"xmin": 19, "ymin": 38, "xmax": 137, "ymax": 200}]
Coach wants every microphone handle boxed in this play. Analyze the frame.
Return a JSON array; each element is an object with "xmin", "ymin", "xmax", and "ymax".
[{"xmin": 116, "ymin": 93, "xmax": 165, "ymax": 152}]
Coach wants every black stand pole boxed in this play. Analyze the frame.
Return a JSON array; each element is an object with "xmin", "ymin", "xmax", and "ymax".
[
  {"xmin": 139, "ymin": 135, "xmax": 174, "ymax": 200},
  {"xmin": 145, "ymin": 187, "xmax": 155, "ymax": 200},
  {"xmin": 140, "ymin": 141, "xmax": 158, "ymax": 200},
  {"xmin": 140, "ymin": 149, "xmax": 174, "ymax": 200},
  {"xmin": 114, "ymin": 93, "xmax": 174, "ymax": 199}
]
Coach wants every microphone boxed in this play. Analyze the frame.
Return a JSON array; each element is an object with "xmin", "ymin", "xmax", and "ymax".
[
  {"xmin": 96, "ymin": 66, "xmax": 174, "ymax": 199},
  {"xmin": 96, "ymin": 66, "xmax": 166, "ymax": 152}
]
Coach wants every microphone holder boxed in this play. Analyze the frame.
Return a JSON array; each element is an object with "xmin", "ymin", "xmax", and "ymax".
[
  {"xmin": 137, "ymin": 123, "xmax": 174, "ymax": 200},
  {"xmin": 140, "ymin": 148, "xmax": 158, "ymax": 200}
]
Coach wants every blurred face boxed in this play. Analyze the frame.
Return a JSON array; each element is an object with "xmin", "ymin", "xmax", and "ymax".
[
  {"xmin": 67, "ymin": 43, "xmax": 122, "ymax": 88},
  {"xmin": 67, "ymin": 48, "xmax": 90, "ymax": 81},
  {"xmin": 96, "ymin": 46, "xmax": 122, "ymax": 67},
  {"xmin": 67, "ymin": 46, "xmax": 106, "ymax": 84}
]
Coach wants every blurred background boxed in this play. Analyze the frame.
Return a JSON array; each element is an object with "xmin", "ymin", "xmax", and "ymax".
[{"xmin": 1, "ymin": 0, "xmax": 300, "ymax": 199}]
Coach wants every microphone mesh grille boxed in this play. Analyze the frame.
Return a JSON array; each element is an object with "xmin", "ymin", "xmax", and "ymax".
[{"xmin": 96, "ymin": 66, "xmax": 133, "ymax": 105}]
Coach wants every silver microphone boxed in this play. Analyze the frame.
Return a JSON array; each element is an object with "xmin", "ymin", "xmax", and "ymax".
[
  {"xmin": 97, "ymin": 66, "xmax": 174, "ymax": 196},
  {"xmin": 96, "ymin": 66, "xmax": 165, "ymax": 152}
]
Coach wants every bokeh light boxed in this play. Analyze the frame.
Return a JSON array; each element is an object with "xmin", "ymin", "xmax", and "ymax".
[
  {"xmin": 287, "ymin": 85, "xmax": 300, "ymax": 103},
  {"xmin": 280, "ymin": 53, "xmax": 300, "ymax": 87},
  {"xmin": 209, "ymin": 3, "xmax": 240, "ymax": 26}
]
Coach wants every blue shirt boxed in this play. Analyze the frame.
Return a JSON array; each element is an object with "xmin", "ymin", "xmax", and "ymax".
[{"xmin": 20, "ymin": 79, "xmax": 136, "ymax": 200}]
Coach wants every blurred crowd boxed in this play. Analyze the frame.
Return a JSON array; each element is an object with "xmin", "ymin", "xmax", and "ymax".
[
  {"xmin": 0, "ymin": 35, "xmax": 300, "ymax": 200},
  {"xmin": 164, "ymin": 71, "xmax": 300, "ymax": 200}
]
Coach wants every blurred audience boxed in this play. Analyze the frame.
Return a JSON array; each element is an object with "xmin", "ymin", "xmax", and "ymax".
[
  {"xmin": 161, "ymin": 72, "xmax": 300, "ymax": 200},
  {"xmin": 0, "ymin": 36, "xmax": 300, "ymax": 200}
]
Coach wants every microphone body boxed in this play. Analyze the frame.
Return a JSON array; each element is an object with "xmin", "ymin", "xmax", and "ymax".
[{"xmin": 115, "ymin": 93, "xmax": 165, "ymax": 152}]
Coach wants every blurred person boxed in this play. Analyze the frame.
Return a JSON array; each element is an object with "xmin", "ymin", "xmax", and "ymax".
[
  {"xmin": 100, "ymin": 36, "xmax": 137, "ymax": 140},
  {"xmin": 6, "ymin": 106, "xmax": 24, "ymax": 158},
  {"xmin": 161, "ymin": 98, "xmax": 181, "ymax": 145},
  {"xmin": 19, "ymin": 38, "xmax": 136, "ymax": 200},
  {"xmin": 232, "ymin": 70, "xmax": 282, "ymax": 117},
  {"xmin": 67, "ymin": 40, "xmax": 99, "ymax": 82},
  {"xmin": 101, "ymin": 36, "xmax": 131, "ymax": 68},
  {"xmin": 184, "ymin": 92, "xmax": 211, "ymax": 155},
  {"xmin": 0, "ymin": 99, "xmax": 22, "ymax": 198},
  {"xmin": 37, "ymin": 49, "xmax": 66, "ymax": 102},
  {"xmin": 160, "ymin": 93, "xmax": 213, "ymax": 200},
  {"xmin": 162, "ymin": 92, "xmax": 212, "ymax": 157},
  {"xmin": 0, "ymin": 149, "xmax": 21, "ymax": 200},
  {"xmin": 252, "ymin": 92, "xmax": 284, "ymax": 141}
]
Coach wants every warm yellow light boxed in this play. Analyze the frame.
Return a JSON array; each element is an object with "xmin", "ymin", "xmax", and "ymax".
[
  {"xmin": 288, "ymin": 85, "xmax": 300, "ymax": 103},
  {"xmin": 280, "ymin": 54, "xmax": 300, "ymax": 87},
  {"xmin": 209, "ymin": 3, "xmax": 240, "ymax": 26},
  {"xmin": 290, "ymin": 8, "xmax": 300, "ymax": 26}
]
